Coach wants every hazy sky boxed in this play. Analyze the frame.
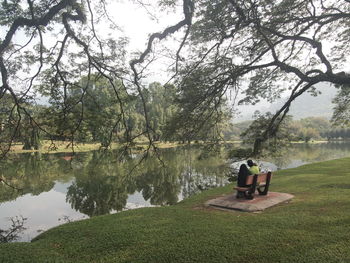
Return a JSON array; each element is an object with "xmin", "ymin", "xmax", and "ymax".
[
  {"xmin": 106, "ymin": 1, "xmax": 184, "ymax": 83},
  {"xmin": 109, "ymin": 1, "xmax": 181, "ymax": 50}
]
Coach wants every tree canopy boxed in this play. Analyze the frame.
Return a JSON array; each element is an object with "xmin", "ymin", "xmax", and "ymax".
[
  {"xmin": 332, "ymin": 84, "xmax": 350, "ymax": 127},
  {"xmin": 172, "ymin": 0, "xmax": 350, "ymax": 153},
  {"xmin": 0, "ymin": 0, "xmax": 350, "ymax": 157}
]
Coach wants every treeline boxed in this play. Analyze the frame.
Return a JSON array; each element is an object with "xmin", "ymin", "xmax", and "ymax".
[
  {"xmin": 0, "ymin": 76, "xmax": 231, "ymax": 150},
  {"xmin": 227, "ymin": 116, "xmax": 350, "ymax": 142},
  {"xmin": 2, "ymin": 74, "xmax": 348, "ymax": 150},
  {"xmin": 320, "ymin": 129, "xmax": 350, "ymax": 140}
]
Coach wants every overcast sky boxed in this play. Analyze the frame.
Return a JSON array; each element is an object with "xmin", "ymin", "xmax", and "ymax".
[
  {"xmin": 109, "ymin": 1, "xmax": 181, "ymax": 50},
  {"xmin": 106, "ymin": 1, "xmax": 184, "ymax": 83}
]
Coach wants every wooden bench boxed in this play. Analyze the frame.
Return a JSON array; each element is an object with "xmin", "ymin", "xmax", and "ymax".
[{"xmin": 234, "ymin": 172, "xmax": 272, "ymax": 199}]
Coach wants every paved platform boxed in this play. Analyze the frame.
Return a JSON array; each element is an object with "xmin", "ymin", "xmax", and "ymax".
[{"xmin": 205, "ymin": 192, "xmax": 294, "ymax": 212}]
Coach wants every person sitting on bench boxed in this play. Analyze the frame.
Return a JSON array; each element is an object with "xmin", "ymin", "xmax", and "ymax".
[
  {"xmin": 236, "ymin": 160, "xmax": 260, "ymax": 199},
  {"xmin": 236, "ymin": 164, "xmax": 250, "ymax": 198}
]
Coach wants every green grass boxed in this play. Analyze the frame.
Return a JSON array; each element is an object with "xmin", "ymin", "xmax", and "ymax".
[{"xmin": 1, "ymin": 157, "xmax": 350, "ymax": 263}]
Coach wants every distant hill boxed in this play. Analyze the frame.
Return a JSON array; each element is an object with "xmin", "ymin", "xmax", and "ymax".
[{"xmin": 234, "ymin": 82, "xmax": 337, "ymax": 122}]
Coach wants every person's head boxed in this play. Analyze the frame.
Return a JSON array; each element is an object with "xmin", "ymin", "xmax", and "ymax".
[{"xmin": 247, "ymin": 159, "xmax": 254, "ymax": 167}]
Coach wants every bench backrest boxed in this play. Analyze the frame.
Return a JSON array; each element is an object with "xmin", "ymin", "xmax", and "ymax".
[{"xmin": 245, "ymin": 172, "xmax": 271, "ymax": 185}]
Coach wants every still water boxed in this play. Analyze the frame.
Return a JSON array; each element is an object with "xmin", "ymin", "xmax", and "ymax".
[{"xmin": 1, "ymin": 142, "xmax": 350, "ymax": 242}]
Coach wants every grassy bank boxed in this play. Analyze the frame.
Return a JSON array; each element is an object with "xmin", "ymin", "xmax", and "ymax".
[
  {"xmin": 1, "ymin": 157, "xmax": 350, "ymax": 263},
  {"xmin": 7, "ymin": 140, "xmax": 184, "ymax": 154}
]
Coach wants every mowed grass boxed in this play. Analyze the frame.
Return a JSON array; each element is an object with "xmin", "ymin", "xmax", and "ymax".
[{"xmin": 1, "ymin": 157, "xmax": 350, "ymax": 263}]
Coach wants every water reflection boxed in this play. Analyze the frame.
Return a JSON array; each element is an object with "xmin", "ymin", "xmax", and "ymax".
[
  {"xmin": 66, "ymin": 151, "xmax": 131, "ymax": 216},
  {"xmin": 265, "ymin": 142, "xmax": 350, "ymax": 169},
  {"xmin": 0, "ymin": 216, "xmax": 27, "ymax": 243},
  {"xmin": 0, "ymin": 146, "xmax": 231, "ymax": 214},
  {"xmin": 0, "ymin": 152, "xmax": 69, "ymax": 203},
  {"xmin": 0, "ymin": 142, "xmax": 350, "ymax": 241}
]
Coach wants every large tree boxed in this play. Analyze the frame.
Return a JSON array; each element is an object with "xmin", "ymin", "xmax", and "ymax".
[
  {"xmin": 1, "ymin": 0, "xmax": 350, "ymax": 157},
  {"xmin": 168, "ymin": 0, "xmax": 350, "ymax": 154},
  {"xmin": 0, "ymin": 0, "xmax": 129, "ymax": 156},
  {"xmin": 0, "ymin": 0, "xmax": 195, "ymax": 157},
  {"xmin": 332, "ymin": 84, "xmax": 350, "ymax": 127}
]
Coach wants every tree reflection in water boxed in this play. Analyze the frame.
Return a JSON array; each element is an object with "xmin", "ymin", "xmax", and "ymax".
[
  {"xmin": 2, "ymin": 143, "xmax": 349, "ymax": 218},
  {"xmin": 136, "ymin": 149, "xmax": 183, "ymax": 206},
  {"xmin": 64, "ymin": 146, "xmax": 232, "ymax": 215},
  {"xmin": 66, "ymin": 151, "xmax": 133, "ymax": 216},
  {"xmin": 0, "ymin": 216, "xmax": 27, "ymax": 243},
  {"xmin": 0, "ymin": 152, "xmax": 65, "ymax": 202},
  {"xmin": 265, "ymin": 142, "xmax": 350, "ymax": 169}
]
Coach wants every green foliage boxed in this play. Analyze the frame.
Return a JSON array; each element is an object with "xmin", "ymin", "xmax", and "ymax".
[
  {"xmin": 0, "ymin": 93, "xmax": 43, "ymax": 152},
  {"xmin": 20, "ymin": 109, "xmax": 42, "ymax": 150},
  {"xmin": 165, "ymin": 67, "xmax": 233, "ymax": 142},
  {"xmin": 1, "ymin": 0, "xmax": 349, "ymax": 157},
  {"xmin": 185, "ymin": 0, "xmax": 350, "ymax": 103},
  {"xmin": 298, "ymin": 117, "xmax": 331, "ymax": 132},
  {"xmin": 37, "ymin": 75, "xmax": 132, "ymax": 146},
  {"xmin": 241, "ymin": 112, "xmax": 293, "ymax": 156},
  {"xmin": 0, "ymin": 93, "xmax": 17, "ymax": 154},
  {"xmin": 332, "ymin": 84, "xmax": 350, "ymax": 127},
  {"xmin": 0, "ymin": 0, "xmax": 22, "ymax": 25},
  {"xmin": 229, "ymin": 116, "xmax": 336, "ymax": 143},
  {"xmin": 172, "ymin": 0, "xmax": 350, "ymax": 153},
  {"xmin": 37, "ymin": 77, "xmax": 209, "ymax": 145},
  {"xmin": 227, "ymin": 147, "xmax": 253, "ymax": 160},
  {"xmin": 0, "ymin": 0, "xmax": 349, "ymax": 160},
  {"xmin": 321, "ymin": 128, "xmax": 350, "ymax": 140},
  {"xmin": 146, "ymin": 82, "xmax": 178, "ymax": 141},
  {"xmin": 298, "ymin": 127, "xmax": 320, "ymax": 143}
]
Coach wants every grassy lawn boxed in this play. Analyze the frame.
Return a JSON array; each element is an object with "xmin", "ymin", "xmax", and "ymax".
[{"xmin": 1, "ymin": 157, "xmax": 350, "ymax": 263}]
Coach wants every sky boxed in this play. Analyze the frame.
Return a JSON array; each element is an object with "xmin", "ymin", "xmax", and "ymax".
[
  {"xmin": 105, "ymin": 1, "xmax": 185, "ymax": 83},
  {"xmin": 108, "ymin": 1, "xmax": 180, "ymax": 50}
]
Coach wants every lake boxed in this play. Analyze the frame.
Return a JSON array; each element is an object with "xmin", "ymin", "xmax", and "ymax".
[{"xmin": 1, "ymin": 142, "xmax": 350, "ymax": 242}]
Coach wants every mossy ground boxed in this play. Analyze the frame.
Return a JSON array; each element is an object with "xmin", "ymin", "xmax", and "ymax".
[{"xmin": 1, "ymin": 157, "xmax": 350, "ymax": 263}]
